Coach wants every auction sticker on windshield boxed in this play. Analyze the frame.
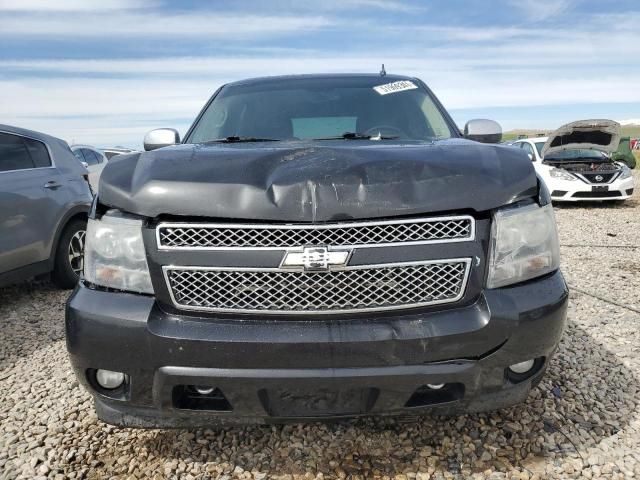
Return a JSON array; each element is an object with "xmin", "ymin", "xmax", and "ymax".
[{"xmin": 373, "ymin": 80, "xmax": 418, "ymax": 95}]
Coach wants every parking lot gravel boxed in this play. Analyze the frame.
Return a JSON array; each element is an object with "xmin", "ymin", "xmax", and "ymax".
[{"xmin": 1, "ymin": 171, "xmax": 639, "ymax": 480}]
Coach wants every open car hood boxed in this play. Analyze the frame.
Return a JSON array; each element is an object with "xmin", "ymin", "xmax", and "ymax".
[{"xmin": 542, "ymin": 119, "xmax": 621, "ymax": 157}]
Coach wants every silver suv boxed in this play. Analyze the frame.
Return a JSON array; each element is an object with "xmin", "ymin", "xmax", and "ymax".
[{"xmin": 0, "ymin": 125, "xmax": 93, "ymax": 288}]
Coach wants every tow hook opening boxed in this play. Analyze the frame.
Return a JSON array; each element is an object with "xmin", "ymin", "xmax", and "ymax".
[
  {"xmin": 172, "ymin": 385, "xmax": 233, "ymax": 411},
  {"xmin": 405, "ymin": 383, "xmax": 465, "ymax": 408}
]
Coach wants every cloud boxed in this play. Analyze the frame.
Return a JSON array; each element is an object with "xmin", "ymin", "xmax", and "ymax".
[
  {"xmin": 0, "ymin": 0, "xmax": 155, "ymax": 11},
  {"xmin": 316, "ymin": 0, "xmax": 424, "ymax": 12},
  {"xmin": 2, "ymin": 4, "xmax": 638, "ymax": 146},
  {"xmin": 233, "ymin": 0, "xmax": 423, "ymax": 13},
  {"xmin": 4, "ymin": 21, "xmax": 638, "ymax": 74},
  {"xmin": 508, "ymin": 0, "xmax": 574, "ymax": 22},
  {"xmin": 2, "ymin": 51, "xmax": 639, "ymax": 147},
  {"xmin": 0, "ymin": 11, "xmax": 333, "ymax": 38},
  {"xmin": 381, "ymin": 24, "xmax": 543, "ymax": 42},
  {"xmin": 1, "ymin": 1, "xmax": 637, "ymax": 146}
]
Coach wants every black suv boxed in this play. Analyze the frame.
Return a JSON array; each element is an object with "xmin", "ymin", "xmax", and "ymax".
[{"xmin": 66, "ymin": 74, "xmax": 568, "ymax": 427}]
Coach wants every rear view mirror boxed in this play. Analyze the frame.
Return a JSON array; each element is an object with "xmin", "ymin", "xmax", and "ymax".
[
  {"xmin": 464, "ymin": 119, "xmax": 502, "ymax": 144},
  {"xmin": 144, "ymin": 128, "xmax": 180, "ymax": 151}
]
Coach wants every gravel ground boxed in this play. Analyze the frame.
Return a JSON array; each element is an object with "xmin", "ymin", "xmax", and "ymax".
[{"xmin": 1, "ymin": 171, "xmax": 639, "ymax": 480}]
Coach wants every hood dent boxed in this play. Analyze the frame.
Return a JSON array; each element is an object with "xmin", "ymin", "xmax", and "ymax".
[{"xmin": 98, "ymin": 140, "xmax": 537, "ymax": 221}]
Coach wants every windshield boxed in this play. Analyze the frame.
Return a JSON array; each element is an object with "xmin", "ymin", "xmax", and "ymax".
[
  {"xmin": 544, "ymin": 148, "xmax": 608, "ymax": 161},
  {"xmin": 186, "ymin": 77, "xmax": 456, "ymax": 143},
  {"xmin": 535, "ymin": 142, "xmax": 545, "ymax": 157}
]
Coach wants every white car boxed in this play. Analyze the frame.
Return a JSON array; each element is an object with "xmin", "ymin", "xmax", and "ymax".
[
  {"xmin": 101, "ymin": 146, "xmax": 137, "ymax": 160},
  {"xmin": 513, "ymin": 120, "xmax": 635, "ymax": 202},
  {"xmin": 71, "ymin": 145, "xmax": 108, "ymax": 193}
]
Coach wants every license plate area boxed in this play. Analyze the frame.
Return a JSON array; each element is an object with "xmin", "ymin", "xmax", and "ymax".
[
  {"xmin": 258, "ymin": 387, "xmax": 379, "ymax": 417},
  {"xmin": 592, "ymin": 185, "xmax": 609, "ymax": 192}
]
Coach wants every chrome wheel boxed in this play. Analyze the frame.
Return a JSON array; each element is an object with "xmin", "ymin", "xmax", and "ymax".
[{"xmin": 68, "ymin": 230, "xmax": 86, "ymax": 276}]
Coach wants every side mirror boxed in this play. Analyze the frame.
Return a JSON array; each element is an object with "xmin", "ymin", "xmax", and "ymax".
[
  {"xmin": 528, "ymin": 153, "xmax": 534, "ymax": 161},
  {"xmin": 81, "ymin": 161, "xmax": 89, "ymax": 168},
  {"xmin": 463, "ymin": 119, "xmax": 502, "ymax": 144},
  {"xmin": 144, "ymin": 128, "xmax": 180, "ymax": 151}
]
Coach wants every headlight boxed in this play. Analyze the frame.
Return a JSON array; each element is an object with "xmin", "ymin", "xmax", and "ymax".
[
  {"xmin": 84, "ymin": 210, "xmax": 154, "ymax": 294},
  {"xmin": 620, "ymin": 166, "xmax": 632, "ymax": 179},
  {"xmin": 487, "ymin": 203, "xmax": 560, "ymax": 289},
  {"xmin": 549, "ymin": 168, "xmax": 576, "ymax": 181}
]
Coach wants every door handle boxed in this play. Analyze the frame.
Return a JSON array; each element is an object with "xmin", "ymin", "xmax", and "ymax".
[{"xmin": 43, "ymin": 181, "xmax": 62, "ymax": 189}]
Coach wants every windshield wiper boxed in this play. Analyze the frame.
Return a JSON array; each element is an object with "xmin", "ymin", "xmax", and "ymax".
[
  {"xmin": 204, "ymin": 136, "xmax": 280, "ymax": 144},
  {"xmin": 313, "ymin": 132, "xmax": 399, "ymax": 141}
]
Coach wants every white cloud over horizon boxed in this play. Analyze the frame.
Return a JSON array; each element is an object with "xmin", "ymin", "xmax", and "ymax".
[
  {"xmin": 508, "ymin": 0, "xmax": 575, "ymax": 21},
  {"xmin": 1, "ymin": 1, "xmax": 638, "ymax": 147},
  {"xmin": 0, "ymin": 11, "xmax": 332, "ymax": 38},
  {"xmin": 3, "ymin": 54, "xmax": 640, "ymax": 109},
  {"xmin": 4, "ymin": 62, "xmax": 638, "ymax": 147},
  {"xmin": 0, "ymin": 0, "xmax": 156, "ymax": 11}
]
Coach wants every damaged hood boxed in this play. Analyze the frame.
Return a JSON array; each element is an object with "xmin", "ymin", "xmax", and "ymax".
[
  {"xmin": 98, "ymin": 139, "xmax": 537, "ymax": 221},
  {"xmin": 542, "ymin": 119, "xmax": 621, "ymax": 157}
]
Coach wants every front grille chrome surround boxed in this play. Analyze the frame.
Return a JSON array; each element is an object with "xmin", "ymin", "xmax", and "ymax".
[
  {"xmin": 157, "ymin": 215, "xmax": 475, "ymax": 250},
  {"xmin": 163, "ymin": 258, "xmax": 472, "ymax": 315}
]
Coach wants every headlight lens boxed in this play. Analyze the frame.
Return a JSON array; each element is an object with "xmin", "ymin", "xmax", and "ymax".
[
  {"xmin": 549, "ymin": 168, "xmax": 576, "ymax": 181},
  {"xmin": 84, "ymin": 210, "xmax": 154, "ymax": 294},
  {"xmin": 620, "ymin": 166, "xmax": 632, "ymax": 179},
  {"xmin": 487, "ymin": 203, "xmax": 560, "ymax": 289}
]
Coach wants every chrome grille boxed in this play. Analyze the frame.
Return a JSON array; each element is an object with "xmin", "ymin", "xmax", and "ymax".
[
  {"xmin": 164, "ymin": 259, "xmax": 471, "ymax": 314},
  {"xmin": 157, "ymin": 216, "xmax": 474, "ymax": 250}
]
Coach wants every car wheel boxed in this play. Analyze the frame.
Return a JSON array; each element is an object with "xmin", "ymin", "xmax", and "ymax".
[{"xmin": 52, "ymin": 219, "xmax": 87, "ymax": 289}]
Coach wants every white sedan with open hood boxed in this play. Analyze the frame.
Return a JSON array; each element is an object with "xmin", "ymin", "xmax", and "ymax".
[{"xmin": 514, "ymin": 120, "xmax": 635, "ymax": 202}]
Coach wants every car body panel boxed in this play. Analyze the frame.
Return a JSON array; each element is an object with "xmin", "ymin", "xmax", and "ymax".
[
  {"xmin": 99, "ymin": 140, "xmax": 537, "ymax": 221},
  {"xmin": 541, "ymin": 119, "xmax": 622, "ymax": 157},
  {"xmin": 0, "ymin": 124, "xmax": 92, "ymax": 283},
  {"xmin": 0, "ymin": 165, "xmax": 68, "ymax": 271}
]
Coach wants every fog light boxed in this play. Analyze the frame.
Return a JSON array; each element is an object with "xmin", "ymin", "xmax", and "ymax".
[
  {"xmin": 95, "ymin": 369, "xmax": 125, "ymax": 389},
  {"xmin": 194, "ymin": 386, "xmax": 215, "ymax": 395},
  {"xmin": 509, "ymin": 359, "xmax": 535, "ymax": 374},
  {"xmin": 427, "ymin": 383, "xmax": 445, "ymax": 390}
]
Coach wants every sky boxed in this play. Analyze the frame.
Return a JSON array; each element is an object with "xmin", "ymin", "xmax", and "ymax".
[{"xmin": 1, "ymin": 0, "xmax": 639, "ymax": 148}]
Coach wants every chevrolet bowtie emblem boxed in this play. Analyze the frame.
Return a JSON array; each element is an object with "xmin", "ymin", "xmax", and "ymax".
[{"xmin": 281, "ymin": 246, "xmax": 351, "ymax": 271}]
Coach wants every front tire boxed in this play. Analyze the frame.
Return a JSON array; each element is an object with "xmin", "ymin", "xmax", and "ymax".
[{"xmin": 52, "ymin": 219, "xmax": 87, "ymax": 289}]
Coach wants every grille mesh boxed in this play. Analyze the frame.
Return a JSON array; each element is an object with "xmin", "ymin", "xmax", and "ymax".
[
  {"xmin": 158, "ymin": 217, "xmax": 473, "ymax": 249},
  {"xmin": 166, "ymin": 261, "xmax": 469, "ymax": 313}
]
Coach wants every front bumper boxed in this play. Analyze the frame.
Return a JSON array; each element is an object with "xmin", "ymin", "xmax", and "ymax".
[
  {"xmin": 66, "ymin": 271, "xmax": 568, "ymax": 427},
  {"xmin": 548, "ymin": 176, "xmax": 634, "ymax": 201}
]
